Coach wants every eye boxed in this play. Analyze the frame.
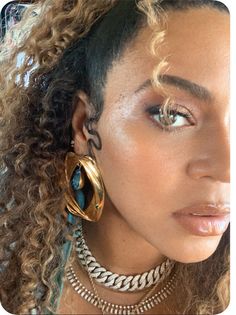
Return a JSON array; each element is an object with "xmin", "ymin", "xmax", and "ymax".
[{"xmin": 146, "ymin": 104, "xmax": 195, "ymax": 132}]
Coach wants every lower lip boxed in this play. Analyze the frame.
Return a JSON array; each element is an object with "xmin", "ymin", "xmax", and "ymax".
[{"xmin": 173, "ymin": 213, "xmax": 230, "ymax": 236}]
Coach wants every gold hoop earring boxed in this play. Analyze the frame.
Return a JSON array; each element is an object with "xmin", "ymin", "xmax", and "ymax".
[{"xmin": 64, "ymin": 151, "xmax": 105, "ymax": 222}]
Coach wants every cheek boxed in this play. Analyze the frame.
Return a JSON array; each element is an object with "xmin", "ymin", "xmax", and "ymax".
[{"xmin": 94, "ymin": 113, "xmax": 185, "ymax": 218}]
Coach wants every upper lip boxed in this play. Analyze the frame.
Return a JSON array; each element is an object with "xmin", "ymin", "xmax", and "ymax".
[{"xmin": 173, "ymin": 203, "xmax": 230, "ymax": 216}]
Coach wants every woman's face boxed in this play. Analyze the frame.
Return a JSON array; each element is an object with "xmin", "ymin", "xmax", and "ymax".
[{"xmin": 75, "ymin": 8, "xmax": 230, "ymax": 263}]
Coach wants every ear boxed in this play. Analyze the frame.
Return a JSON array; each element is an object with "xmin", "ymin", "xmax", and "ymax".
[{"xmin": 71, "ymin": 90, "xmax": 92, "ymax": 155}]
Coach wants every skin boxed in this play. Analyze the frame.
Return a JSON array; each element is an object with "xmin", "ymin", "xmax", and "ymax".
[{"xmin": 58, "ymin": 7, "xmax": 230, "ymax": 314}]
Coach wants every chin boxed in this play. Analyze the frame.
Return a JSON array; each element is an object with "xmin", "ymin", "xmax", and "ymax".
[{"xmin": 165, "ymin": 235, "xmax": 222, "ymax": 264}]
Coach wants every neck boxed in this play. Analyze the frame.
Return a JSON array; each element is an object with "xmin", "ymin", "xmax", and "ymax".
[{"xmin": 82, "ymin": 195, "xmax": 166, "ymax": 275}]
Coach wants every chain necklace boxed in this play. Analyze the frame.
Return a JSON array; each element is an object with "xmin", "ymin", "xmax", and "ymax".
[
  {"xmin": 74, "ymin": 219, "xmax": 175, "ymax": 292},
  {"xmin": 66, "ymin": 221, "xmax": 178, "ymax": 314}
]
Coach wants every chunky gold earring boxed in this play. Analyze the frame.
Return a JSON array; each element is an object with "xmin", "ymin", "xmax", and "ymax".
[{"xmin": 63, "ymin": 151, "xmax": 105, "ymax": 222}]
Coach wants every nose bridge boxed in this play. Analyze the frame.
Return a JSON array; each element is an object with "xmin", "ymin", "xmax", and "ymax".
[
  {"xmin": 187, "ymin": 120, "xmax": 230, "ymax": 183},
  {"xmin": 213, "ymin": 122, "xmax": 230, "ymax": 181}
]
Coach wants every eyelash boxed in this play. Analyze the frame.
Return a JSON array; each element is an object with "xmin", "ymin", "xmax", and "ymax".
[{"xmin": 146, "ymin": 104, "xmax": 195, "ymax": 133}]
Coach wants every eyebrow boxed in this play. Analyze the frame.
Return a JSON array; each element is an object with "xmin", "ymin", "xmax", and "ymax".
[{"xmin": 135, "ymin": 74, "xmax": 212, "ymax": 102}]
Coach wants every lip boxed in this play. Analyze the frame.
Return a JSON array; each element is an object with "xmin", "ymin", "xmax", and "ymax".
[{"xmin": 173, "ymin": 203, "xmax": 230, "ymax": 236}]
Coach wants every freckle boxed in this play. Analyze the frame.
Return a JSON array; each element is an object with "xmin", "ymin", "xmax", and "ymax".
[{"xmin": 116, "ymin": 94, "xmax": 126, "ymax": 106}]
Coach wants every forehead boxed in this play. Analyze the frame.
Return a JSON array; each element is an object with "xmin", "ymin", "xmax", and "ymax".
[
  {"xmin": 161, "ymin": 8, "xmax": 229, "ymax": 85},
  {"xmin": 104, "ymin": 8, "xmax": 229, "ymax": 105}
]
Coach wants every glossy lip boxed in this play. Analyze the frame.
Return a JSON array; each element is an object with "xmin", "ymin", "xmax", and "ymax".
[{"xmin": 172, "ymin": 203, "xmax": 230, "ymax": 236}]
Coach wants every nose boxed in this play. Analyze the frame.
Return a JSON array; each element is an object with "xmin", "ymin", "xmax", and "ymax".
[{"xmin": 187, "ymin": 121, "xmax": 230, "ymax": 183}]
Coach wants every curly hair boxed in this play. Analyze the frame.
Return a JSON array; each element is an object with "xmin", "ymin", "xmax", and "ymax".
[{"xmin": 0, "ymin": 0, "xmax": 230, "ymax": 314}]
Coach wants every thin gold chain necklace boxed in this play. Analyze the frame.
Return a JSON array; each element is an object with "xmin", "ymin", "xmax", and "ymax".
[{"xmin": 66, "ymin": 264, "xmax": 177, "ymax": 314}]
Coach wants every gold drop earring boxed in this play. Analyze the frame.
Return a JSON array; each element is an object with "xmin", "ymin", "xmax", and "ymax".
[{"xmin": 63, "ymin": 140, "xmax": 105, "ymax": 222}]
